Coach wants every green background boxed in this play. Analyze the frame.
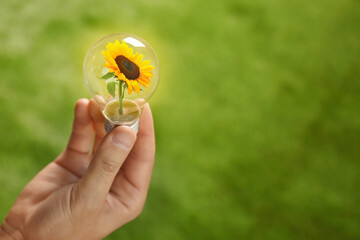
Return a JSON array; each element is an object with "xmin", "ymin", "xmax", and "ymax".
[{"xmin": 0, "ymin": 0, "xmax": 359, "ymax": 239}]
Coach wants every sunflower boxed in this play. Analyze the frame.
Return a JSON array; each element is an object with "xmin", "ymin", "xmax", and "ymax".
[{"xmin": 101, "ymin": 40, "xmax": 154, "ymax": 94}]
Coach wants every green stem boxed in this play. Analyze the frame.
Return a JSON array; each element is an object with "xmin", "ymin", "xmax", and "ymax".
[{"xmin": 118, "ymin": 81, "xmax": 125, "ymax": 115}]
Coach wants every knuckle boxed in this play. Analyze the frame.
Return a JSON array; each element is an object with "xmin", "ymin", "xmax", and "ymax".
[
  {"xmin": 82, "ymin": 198, "xmax": 103, "ymax": 213},
  {"xmin": 128, "ymin": 200, "xmax": 145, "ymax": 220},
  {"xmin": 99, "ymin": 156, "xmax": 120, "ymax": 174},
  {"xmin": 132, "ymin": 206, "xmax": 144, "ymax": 220},
  {"xmin": 74, "ymin": 99, "xmax": 87, "ymax": 111},
  {"xmin": 71, "ymin": 184, "xmax": 102, "ymax": 214},
  {"xmin": 135, "ymin": 204, "xmax": 145, "ymax": 216}
]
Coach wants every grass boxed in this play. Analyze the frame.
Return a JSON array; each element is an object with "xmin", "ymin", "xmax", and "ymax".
[{"xmin": 0, "ymin": 0, "xmax": 359, "ymax": 239}]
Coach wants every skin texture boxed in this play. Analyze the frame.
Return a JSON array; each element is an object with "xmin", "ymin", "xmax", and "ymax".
[{"xmin": 0, "ymin": 99, "xmax": 155, "ymax": 240}]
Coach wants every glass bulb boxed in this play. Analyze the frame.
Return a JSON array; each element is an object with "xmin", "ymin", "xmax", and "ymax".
[{"xmin": 83, "ymin": 33, "xmax": 159, "ymax": 132}]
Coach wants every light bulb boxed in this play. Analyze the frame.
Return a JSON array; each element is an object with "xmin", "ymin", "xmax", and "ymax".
[{"xmin": 83, "ymin": 33, "xmax": 159, "ymax": 133}]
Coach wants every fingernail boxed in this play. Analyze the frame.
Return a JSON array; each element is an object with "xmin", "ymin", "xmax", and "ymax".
[{"xmin": 112, "ymin": 129, "xmax": 134, "ymax": 149}]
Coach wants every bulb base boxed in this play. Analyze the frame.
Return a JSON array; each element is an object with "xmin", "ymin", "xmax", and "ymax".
[
  {"xmin": 105, "ymin": 118, "xmax": 139, "ymax": 134},
  {"xmin": 103, "ymin": 99, "xmax": 141, "ymax": 134}
]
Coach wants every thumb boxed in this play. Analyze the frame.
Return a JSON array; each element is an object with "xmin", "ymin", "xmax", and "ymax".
[{"xmin": 79, "ymin": 126, "xmax": 137, "ymax": 202}]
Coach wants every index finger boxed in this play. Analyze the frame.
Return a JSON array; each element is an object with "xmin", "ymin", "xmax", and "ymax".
[
  {"xmin": 89, "ymin": 98, "xmax": 106, "ymax": 153},
  {"xmin": 112, "ymin": 104, "xmax": 155, "ymax": 193}
]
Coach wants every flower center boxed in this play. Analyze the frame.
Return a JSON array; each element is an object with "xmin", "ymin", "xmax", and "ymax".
[{"xmin": 115, "ymin": 55, "xmax": 140, "ymax": 80}]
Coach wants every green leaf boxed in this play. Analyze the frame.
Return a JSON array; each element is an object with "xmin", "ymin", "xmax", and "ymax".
[
  {"xmin": 107, "ymin": 82, "xmax": 116, "ymax": 98},
  {"xmin": 101, "ymin": 72, "xmax": 115, "ymax": 80}
]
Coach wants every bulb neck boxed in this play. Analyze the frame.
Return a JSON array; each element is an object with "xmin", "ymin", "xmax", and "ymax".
[{"xmin": 105, "ymin": 117, "xmax": 139, "ymax": 134}]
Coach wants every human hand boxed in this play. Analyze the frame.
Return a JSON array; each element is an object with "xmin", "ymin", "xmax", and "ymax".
[{"xmin": 0, "ymin": 99, "xmax": 155, "ymax": 240}]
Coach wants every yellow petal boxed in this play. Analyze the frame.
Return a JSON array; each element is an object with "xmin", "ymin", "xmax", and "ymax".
[
  {"xmin": 114, "ymin": 40, "xmax": 121, "ymax": 48},
  {"xmin": 104, "ymin": 55, "xmax": 113, "ymax": 64},
  {"xmin": 131, "ymin": 80, "xmax": 140, "ymax": 94},
  {"xmin": 141, "ymin": 65, "xmax": 154, "ymax": 71},
  {"xmin": 106, "ymin": 43, "xmax": 117, "ymax": 58},
  {"xmin": 101, "ymin": 50, "xmax": 110, "ymax": 58},
  {"xmin": 138, "ymin": 79, "xmax": 149, "ymax": 88},
  {"xmin": 105, "ymin": 62, "xmax": 117, "ymax": 70},
  {"xmin": 126, "ymin": 80, "xmax": 133, "ymax": 94},
  {"xmin": 114, "ymin": 70, "xmax": 122, "ymax": 78},
  {"xmin": 129, "ymin": 52, "xmax": 139, "ymax": 62},
  {"xmin": 137, "ymin": 54, "xmax": 143, "ymax": 63},
  {"xmin": 121, "ymin": 40, "xmax": 128, "ymax": 51},
  {"xmin": 126, "ymin": 47, "xmax": 133, "ymax": 58},
  {"xmin": 139, "ymin": 76, "xmax": 150, "ymax": 84},
  {"xmin": 141, "ymin": 73, "xmax": 153, "ymax": 79},
  {"xmin": 140, "ymin": 60, "xmax": 151, "ymax": 67},
  {"xmin": 117, "ymin": 72, "xmax": 125, "ymax": 79}
]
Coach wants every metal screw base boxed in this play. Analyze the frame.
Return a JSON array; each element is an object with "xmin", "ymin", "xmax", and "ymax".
[{"xmin": 105, "ymin": 118, "xmax": 139, "ymax": 134}]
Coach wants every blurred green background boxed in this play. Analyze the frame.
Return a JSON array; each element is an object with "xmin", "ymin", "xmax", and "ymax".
[{"xmin": 0, "ymin": 0, "xmax": 359, "ymax": 239}]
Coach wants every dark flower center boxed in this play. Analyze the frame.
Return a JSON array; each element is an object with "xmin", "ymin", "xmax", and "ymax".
[{"xmin": 115, "ymin": 55, "xmax": 140, "ymax": 80}]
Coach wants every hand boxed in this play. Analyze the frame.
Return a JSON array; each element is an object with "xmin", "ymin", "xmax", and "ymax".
[{"xmin": 0, "ymin": 99, "xmax": 155, "ymax": 240}]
